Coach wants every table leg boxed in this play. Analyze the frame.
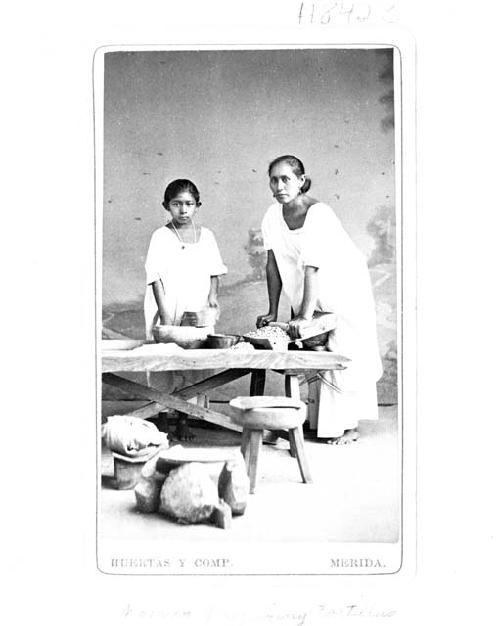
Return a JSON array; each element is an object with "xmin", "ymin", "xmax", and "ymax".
[
  {"xmin": 250, "ymin": 370, "xmax": 266, "ymax": 396},
  {"xmin": 284, "ymin": 373, "xmax": 302, "ymax": 457},
  {"xmin": 196, "ymin": 394, "xmax": 208, "ymax": 408},
  {"xmin": 250, "ymin": 370, "xmax": 279, "ymax": 445},
  {"xmin": 284, "ymin": 373, "xmax": 301, "ymax": 400}
]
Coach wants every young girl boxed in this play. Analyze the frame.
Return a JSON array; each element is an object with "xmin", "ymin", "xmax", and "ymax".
[
  {"xmin": 144, "ymin": 179, "xmax": 227, "ymax": 339},
  {"xmin": 144, "ymin": 179, "xmax": 227, "ymax": 441},
  {"xmin": 257, "ymin": 155, "xmax": 382, "ymax": 444}
]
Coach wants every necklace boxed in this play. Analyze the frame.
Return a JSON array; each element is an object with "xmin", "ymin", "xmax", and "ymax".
[{"xmin": 170, "ymin": 220, "xmax": 197, "ymax": 249}]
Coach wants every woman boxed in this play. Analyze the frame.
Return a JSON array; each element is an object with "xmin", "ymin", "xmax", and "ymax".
[{"xmin": 256, "ymin": 155, "xmax": 382, "ymax": 444}]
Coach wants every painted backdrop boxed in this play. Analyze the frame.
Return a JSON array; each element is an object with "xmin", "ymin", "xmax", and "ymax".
[{"xmin": 102, "ymin": 48, "xmax": 397, "ymax": 402}]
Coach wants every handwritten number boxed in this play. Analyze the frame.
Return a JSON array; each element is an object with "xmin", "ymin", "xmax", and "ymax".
[
  {"xmin": 354, "ymin": 3, "xmax": 371, "ymax": 22},
  {"xmin": 337, "ymin": 0, "xmax": 354, "ymax": 23},
  {"xmin": 297, "ymin": 2, "xmax": 315, "ymax": 24},
  {"xmin": 298, "ymin": 0, "xmax": 379, "ymax": 26},
  {"xmin": 298, "ymin": 2, "xmax": 305, "ymax": 24},
  {"xmin": 321, "ymin": 4, "xmax": 337, "ymax": 24}
]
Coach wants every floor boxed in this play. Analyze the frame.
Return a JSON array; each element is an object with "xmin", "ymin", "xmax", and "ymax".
[{"xmin": 99, "ymin": 404, "xmax": 400, "ymax": 544}]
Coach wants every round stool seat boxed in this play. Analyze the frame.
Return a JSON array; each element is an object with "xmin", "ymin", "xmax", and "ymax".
[
  {"xmin": 230, "ymin": 399, "xmax": 306, "ymax": 430},
  {"xmin": 230, "ymin": 395, "xmax": 312, "ymax": 492}
]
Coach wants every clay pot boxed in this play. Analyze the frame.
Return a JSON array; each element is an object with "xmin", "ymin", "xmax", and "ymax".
[{"xmin": 152, "ymin": 325, "xmax": 211, "ymax": 348}]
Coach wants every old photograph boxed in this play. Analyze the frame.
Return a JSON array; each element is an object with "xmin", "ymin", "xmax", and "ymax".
[
  {"xmin": 96, "ymin": 45, "xmax": 402, "ymax": 575},
  {"xmin": 7, "ymin": 0, "xmax": 500, "ymax": 622}
]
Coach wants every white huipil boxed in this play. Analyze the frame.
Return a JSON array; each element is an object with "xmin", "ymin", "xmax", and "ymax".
[
  {"xmin": 144, "ymin": 225, "xmax": 227, "ymax": 340},
  {"xmin": 144, "ymin": 224, "xmax": 227, "ymax": 394},
  {"xmin": 261, "ymin": 202, "xmax": 383, "ymax": 437}
]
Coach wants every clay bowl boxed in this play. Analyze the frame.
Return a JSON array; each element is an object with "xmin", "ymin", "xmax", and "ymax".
[
  {"xmin": 153, "ymin": 325, "xmax": 210, "ymax": 349},
  {"xmin": 301, "ymin": 331, "xmax": 329, "ymax": 349},
  {"xmin": 204, "ymin": 334, "xmax": 241, "ymax": 349}
]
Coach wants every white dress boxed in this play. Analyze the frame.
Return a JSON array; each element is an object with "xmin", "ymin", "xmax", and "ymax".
[
  {"xmin": 144, "ymin": 225, "xmax": 227, "ymax": 396},
  {"xmin": 261, "ymin": 202, "xmax": 383, "ymax": 437},
  {"xmin": 144, "ymin": 225, "xmax": 227, "ymax": 340}
]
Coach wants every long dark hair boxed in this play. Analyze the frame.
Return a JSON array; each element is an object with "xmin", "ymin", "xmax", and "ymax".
[{"xmin": 268, "ymin": 155, "xmax": 312, "ymax": 193}]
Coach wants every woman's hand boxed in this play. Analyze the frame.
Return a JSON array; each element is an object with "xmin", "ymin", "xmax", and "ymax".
[
  {"xmin": 256, "ymin": 312, "xmax": 278, "ymax": 328},
  {"xmin": 287, "ymin": 315, "xmax": 312, "ymax": 340}
]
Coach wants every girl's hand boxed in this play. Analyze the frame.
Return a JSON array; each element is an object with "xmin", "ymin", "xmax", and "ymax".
[
  {"xmin": 207, "ymin": 297, "xmax": 220, "ymax": 323},
  {"xmin": 207, "ymin": 295, "xmax": 219, "ymax": 309},
  {"xmin": 287, "ymin": 316, "xmax": 312, "ymax": 340},
  {"xmin": 256, "ymin": 312, "xmax": 277, "ymax": 328}
]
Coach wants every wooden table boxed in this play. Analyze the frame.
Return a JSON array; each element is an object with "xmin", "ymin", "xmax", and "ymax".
[{"xmin": 102, "ymin": 345, "xmax": 349, "ymax": 433}]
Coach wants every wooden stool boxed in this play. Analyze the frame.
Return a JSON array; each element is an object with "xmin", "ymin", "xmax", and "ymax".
[{"xmin": 229, "ymin": 396, "xmax": 312, "ymax": 493}]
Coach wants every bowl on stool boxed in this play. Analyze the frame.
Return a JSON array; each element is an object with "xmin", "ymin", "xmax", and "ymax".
[{"xmin": 229, "ymin": 396, "xmax": 312, "ymax": 493}]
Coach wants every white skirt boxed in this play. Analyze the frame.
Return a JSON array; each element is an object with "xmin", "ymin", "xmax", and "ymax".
[{"xmin": 306, "ymin": 369, "xmax": 379, "ymax": 438}]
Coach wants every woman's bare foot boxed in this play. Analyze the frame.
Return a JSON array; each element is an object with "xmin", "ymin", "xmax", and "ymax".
[
  {"xmin": 316, "ymin": 428, "xmax": 359, "ymax": 445},
  {"xmin": 327, "ymin": 428, "xmax": 359, "ymax": 445}
]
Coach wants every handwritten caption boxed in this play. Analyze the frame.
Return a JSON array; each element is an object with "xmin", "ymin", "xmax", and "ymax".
[
  {"xmin": 121, "ymin": 602, "xmax": 397, "ymax": 624},
  {"xmin": 297, "ymin": 1, "xmax": 396, "ymax": 26}
]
